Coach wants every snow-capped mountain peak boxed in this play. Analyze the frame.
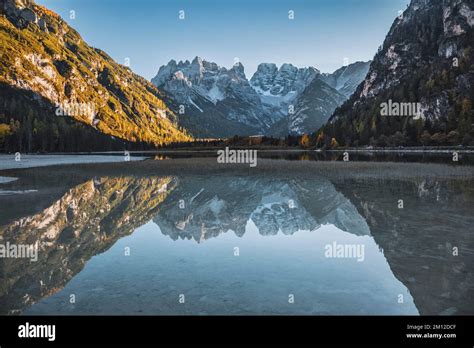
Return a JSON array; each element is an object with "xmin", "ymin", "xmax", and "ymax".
[
  {"xmin": 152, "ymin": 57, "xmax": 370, "ymax": 137},
  {"xmin": 249, "ymin": 63, "xmax": 320, "ymax": 117},
  {"xmin": 151, "ymin": 58, "xmax": 272, "ymax": 134}
]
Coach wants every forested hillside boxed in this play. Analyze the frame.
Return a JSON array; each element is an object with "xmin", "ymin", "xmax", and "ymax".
[{"xmin": 0, "ymin": 0, "xmax": 191, "ymax": 152}]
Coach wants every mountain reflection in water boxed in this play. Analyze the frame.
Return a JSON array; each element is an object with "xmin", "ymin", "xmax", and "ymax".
[{"xmin": 0, "ymin": 172, "xmax": 473, "ymax": 315}]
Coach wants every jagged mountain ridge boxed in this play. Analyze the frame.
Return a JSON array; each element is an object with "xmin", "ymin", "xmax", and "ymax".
[
  {"xmin": 266, "ymin": 62, "xmax": 370, "ymax": 136},
  {"xmin": 153, "ymin": 58, "xmax": 370, "ymax": 137},
  {"xmin": 152, "ymin": 57, "xmax": 273, "ymax": 137},
  {"xmin": 249, "ymin": 63, "xmax": 320, "ymax": 120}
]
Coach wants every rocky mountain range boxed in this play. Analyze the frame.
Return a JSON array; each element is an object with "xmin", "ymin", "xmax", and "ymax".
[
  {"xmin": 323, "ymin": 0, "xmax": 474, "ymax": 147},
  {"xmin": 2, "ymin": 0, "xmax": 469, "ymax": 148},
  {"xmin": 152, "ymin": 58, "xmax": 370, "ymax": 137},
  {"xmin": 0, "ymin": 0, "xmax": 371, "ymax": 147},
  {"xmin": 249, "ymin": 63, "xmax": 320, "ymax": 120},
  {"xmin": 151, "ymin": 57, "xmax": 272, "ymax": 137}
]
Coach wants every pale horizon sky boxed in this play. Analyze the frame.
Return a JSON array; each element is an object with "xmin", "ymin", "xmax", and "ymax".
[{"xmin": 37, "ymin": 0, "xmax": 410, "ymax": 80}]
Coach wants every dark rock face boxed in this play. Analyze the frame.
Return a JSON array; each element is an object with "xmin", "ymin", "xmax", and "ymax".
[
  {"xmin": 325, "ymin": 0, "xmax": 474, "ymax": 147},
  {"xmin": 2, "ymin": 0, "xmax": 37, "ymax": 27}
]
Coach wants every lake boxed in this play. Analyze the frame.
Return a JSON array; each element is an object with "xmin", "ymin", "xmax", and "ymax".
[{"xmin": 0, "ymin": 155, "xmax": 473, "ymax": 315}]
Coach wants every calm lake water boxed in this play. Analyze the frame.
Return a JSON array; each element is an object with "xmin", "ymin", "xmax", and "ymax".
[{"xmin": 0, "ymin": 156, "xmax": 473, "ymax": 315}]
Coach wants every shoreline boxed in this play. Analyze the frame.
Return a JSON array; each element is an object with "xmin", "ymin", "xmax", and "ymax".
[
  {"xmin": 0, "ymin": 154, "xmax": 146, "ymax": 172},
  {"xmin": 1, "ymin": 157, "xmax": 473, "ymax": 184},
  {"xmin": 324, "ymin": 148, "xmax": 474, "ymax": 154},
  {"xmin": 1, "ymin": 146, "xmax": 473, "ymax": 155}
]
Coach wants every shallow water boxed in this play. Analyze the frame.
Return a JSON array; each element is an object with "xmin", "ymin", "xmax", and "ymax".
[{"xmin": 0, "ymin": 160, "xmax": 473, "ymax": 315}]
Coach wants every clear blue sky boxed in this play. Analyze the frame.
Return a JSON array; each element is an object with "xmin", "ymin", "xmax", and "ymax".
[{"xmin": 37, "ymin": 0, "xmax": 410, "ymax": 80}]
